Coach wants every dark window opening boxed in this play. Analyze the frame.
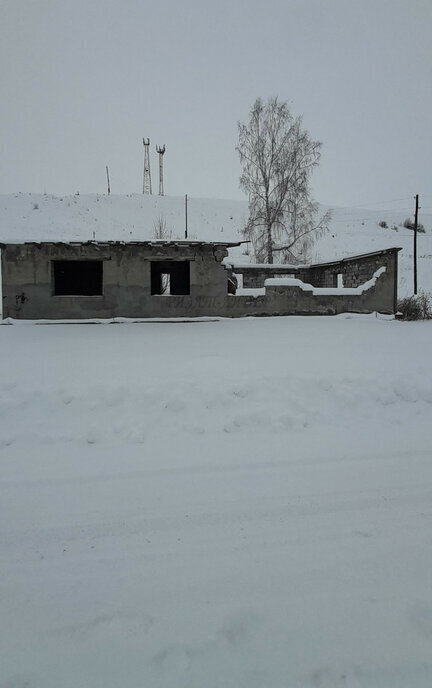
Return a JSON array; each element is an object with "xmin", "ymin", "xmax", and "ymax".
[
  {"xmin": 53, "ymin": 261, "xmax": 103, "ymax": 296},
  {"xmin": 151, "ymin": 261, "xmax": 190, "ymax": 295}
]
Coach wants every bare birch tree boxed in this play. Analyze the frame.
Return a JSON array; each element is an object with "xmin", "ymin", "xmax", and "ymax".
[{"xmin": 237, "ymin": 97, "xmax": 330, "ymax": 264}]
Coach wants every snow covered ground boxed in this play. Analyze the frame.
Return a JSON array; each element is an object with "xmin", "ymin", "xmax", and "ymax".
[
  {"xmin": 1, "ymin": 192, "xmax": 431, "ymax": 301},
  {"xmin": 1, "ymin": 316, "xmax": 432, "ymax": 687}
]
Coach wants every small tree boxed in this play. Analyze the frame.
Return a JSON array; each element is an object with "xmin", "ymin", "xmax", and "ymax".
[
  {"xmin": 152, "ymin": 215, "xmax": 172, "ymax": 241},
  {"xmin": 237, "ymin": 96, "xmax": 330, "ymax": 264},
  {"xmin": 152, "ymin": 215, "xmax": 172, "ymax": 293}
]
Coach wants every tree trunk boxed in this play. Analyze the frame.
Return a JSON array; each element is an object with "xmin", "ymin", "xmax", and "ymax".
[{"xmin": 266, "ymin": 223, "xmax": 273, "ymax": 264}]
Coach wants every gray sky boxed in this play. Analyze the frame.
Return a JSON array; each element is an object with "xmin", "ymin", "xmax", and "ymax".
[{"xmin": 1, "ymin": 0, "xmax": 431, "ymax": 208}]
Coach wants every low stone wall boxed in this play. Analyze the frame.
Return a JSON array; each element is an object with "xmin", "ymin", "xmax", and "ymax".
[{"xmin": 232, "ymin": 248, "xmax": 400, "ymax": 314}]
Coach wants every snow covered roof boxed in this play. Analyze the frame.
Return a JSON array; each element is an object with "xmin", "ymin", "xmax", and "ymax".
[
  {"xmin": 308, "ymin": 247, "xmax": 402, "ymax": 269},
  {"xmin": 230, "ymin": 247, "xmax": 402, "ymax": 272},
  {"xmin": 225, "ymin": 262, "xmax": 305, "ymax": 270},
  {"xmin": 0, "ymin": 239, "xmax": 242, "ymax": 249}
]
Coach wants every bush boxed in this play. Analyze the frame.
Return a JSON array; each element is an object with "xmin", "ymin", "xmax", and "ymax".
[
  {"xmin": 378, "ymin": 220, "xmax": 388, "ymax": 228},
  {"xmin": 398, "ymin": 291, "xmax": 432, "ymax": 320},
  {"xmin": 403, "ymin": 218, "xmax": 426, "ymax": 233}
]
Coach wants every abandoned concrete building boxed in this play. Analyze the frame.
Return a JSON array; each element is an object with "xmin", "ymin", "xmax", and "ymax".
[{"xmin": 0, "ymin": 240, "xmax": 401, "ymax": 319}]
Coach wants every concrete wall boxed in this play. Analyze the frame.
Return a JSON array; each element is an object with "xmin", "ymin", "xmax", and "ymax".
[
  {"xmin": 1, "ymin": 242, "xmax": 230, "ymax": 319},
  {"xmin": 234, "ymin": 249, "xmax": 399, "ymax": 314},
  {"xmin": 1, "ymin": 243, "xmax": 399, "ymax": 319},
  {"xmin": 306, "ymin": 250, "xmax": 398, "ymax": 292}
]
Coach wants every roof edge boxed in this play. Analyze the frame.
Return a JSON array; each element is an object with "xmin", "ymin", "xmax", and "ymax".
[
  {"xmin": 230, "ymin": 247, "xmax": 403, "ymax": 271},
  {"xmin": 0, "ymin": 239, "xmax": 242, "ymax": 249}
]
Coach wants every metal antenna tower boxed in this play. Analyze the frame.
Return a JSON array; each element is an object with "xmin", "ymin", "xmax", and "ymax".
[
  {"xmin": 142, "ymin": 138, "xmax": 152, "ymax": 194},
  {"xmin": 156, "ymin": 144, "xmax": 166, "ymax": 196}
]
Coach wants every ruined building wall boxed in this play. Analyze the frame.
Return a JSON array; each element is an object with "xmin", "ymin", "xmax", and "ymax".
[
  {"xmin": 0, "ymin": 243, "xmax": 230, "ymax": 320},
  {"xmin": 1, "ymin": 244, "xmax": 399, "ymax": 319},
  {"xmin": 235, "ymin": 249, "xmax": 399, "ymax": 313}
]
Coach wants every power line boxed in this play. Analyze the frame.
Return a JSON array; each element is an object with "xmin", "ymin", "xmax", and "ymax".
[
  {"xmin": 339, "ymin": 197, "xmax": 413, "ymax": 209},
  {"xmin": 329, "ymin": 211, "xmax": 414, "ymax": 221},
  {"xmin": 331, "ymin": 208, "xmax": 414, "ymax": 216}
]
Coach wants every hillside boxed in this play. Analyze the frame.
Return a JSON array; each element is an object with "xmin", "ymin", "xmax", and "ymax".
[{"xmin": 1, "ymin": 192, "xmax": 431, "ymax": 298}]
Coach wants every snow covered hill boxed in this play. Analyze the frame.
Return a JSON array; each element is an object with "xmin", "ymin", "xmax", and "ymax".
[{"xmin": 1, "ymin": 192, "xmax": 431, "ymax": 298}]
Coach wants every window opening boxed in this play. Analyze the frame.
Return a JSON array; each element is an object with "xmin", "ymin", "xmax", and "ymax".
[
  {"xmin": 151, "ymin": 261, "xmax": 190, "ymax": 295},
  {"xmin": 337, "ymin": 273, "xmax": 344, "ymax": 288},
  {"xmin": 53, "ymin": 261, "xmax": 103, "ymax": 296}
]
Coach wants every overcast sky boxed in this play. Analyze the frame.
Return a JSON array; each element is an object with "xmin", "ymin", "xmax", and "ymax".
[{"xmin": 1, "ymin": 0, "xmax": 431, "ymax": 209}]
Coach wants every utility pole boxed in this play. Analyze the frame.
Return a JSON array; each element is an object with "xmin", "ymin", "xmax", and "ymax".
[
  {"xmin": 414, "ymin": 194, "xmax": 419, "ymax": 295},
  {"xmin": 185, "ymin": 194, "xmax": 188, "ymax": 239},
  {"xmin": 156, "ymin": 144, "xmax": 165, "ymax": 196},
  {"xmin": 142, "ymin": 138, "xmax": 152, "ymax": 194},
  {"xmin": 106, "ymin": 165, "xmax": 111, "ymax": 195}
]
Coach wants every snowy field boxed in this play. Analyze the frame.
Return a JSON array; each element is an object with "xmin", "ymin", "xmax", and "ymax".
[{"xmin": 1, "ymin": 316, "xmax": 432, "ymax": 688}]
